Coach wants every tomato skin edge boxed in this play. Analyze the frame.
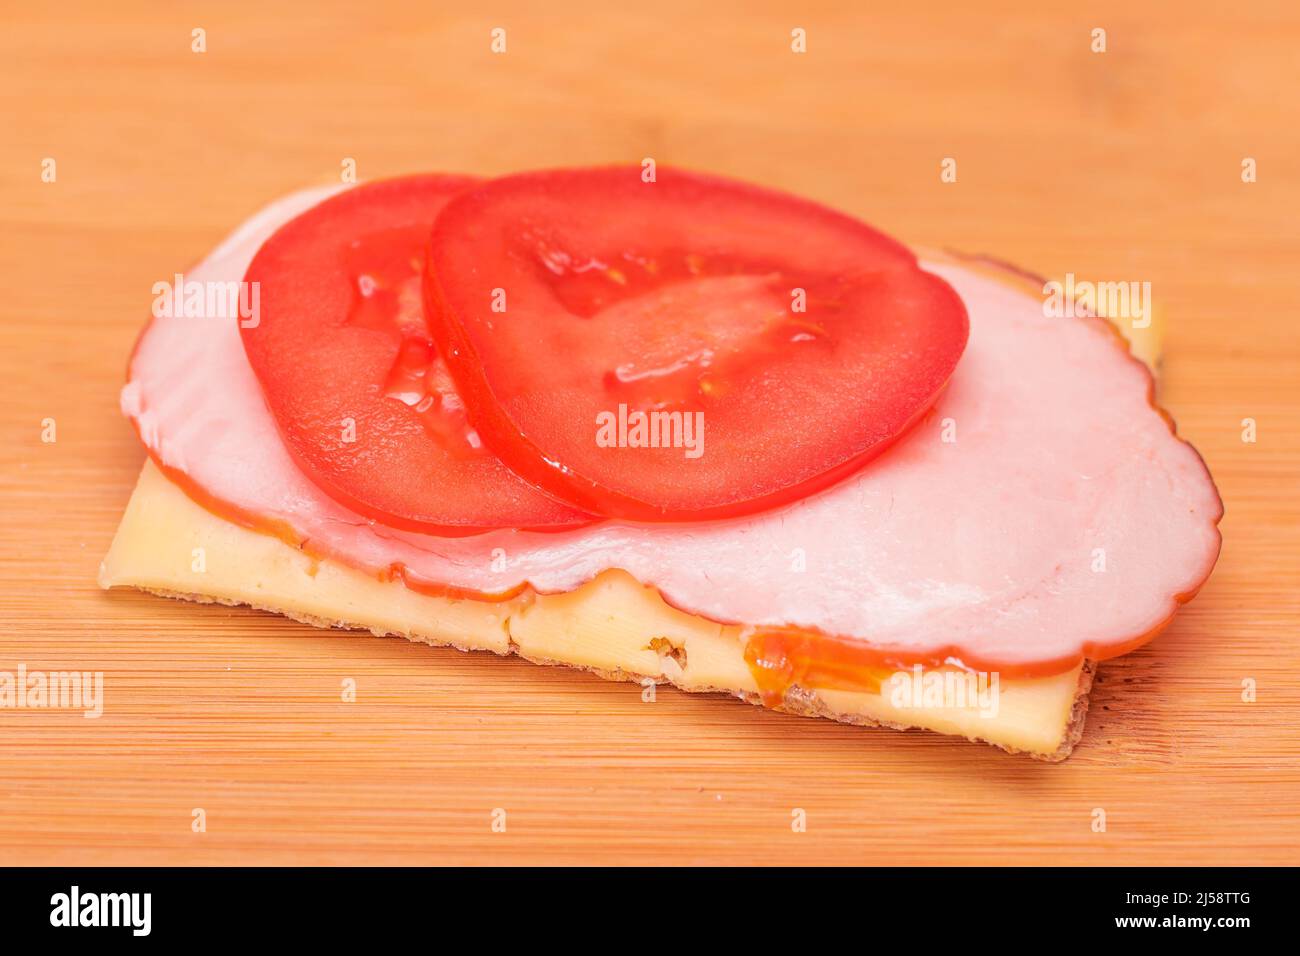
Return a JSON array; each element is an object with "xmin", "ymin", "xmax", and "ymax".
[{"xmin": 267, "ymin": 427, "xmax": 601, "ymax": 536}]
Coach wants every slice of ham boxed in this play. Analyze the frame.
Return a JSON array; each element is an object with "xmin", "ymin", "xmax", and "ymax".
[{"xmin": 123, "ymin": 186, "xmax": 1222, "ymax": 675}]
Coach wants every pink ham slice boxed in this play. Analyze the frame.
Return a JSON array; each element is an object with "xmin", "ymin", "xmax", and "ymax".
[{"xmin": 122, "ymin": 186, "xmax": 1222, "ymax": 674}]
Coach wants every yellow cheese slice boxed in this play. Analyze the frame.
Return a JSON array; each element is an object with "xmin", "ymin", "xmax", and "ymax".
[{"xmin": 101, "ymin": 461, "xmax": 1090, "ymax": 759}]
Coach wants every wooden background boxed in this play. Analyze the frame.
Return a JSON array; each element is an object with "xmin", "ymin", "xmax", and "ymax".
[{"xmin": 1, "ymin": 0, "xmax": 1297, "ymax": 865}]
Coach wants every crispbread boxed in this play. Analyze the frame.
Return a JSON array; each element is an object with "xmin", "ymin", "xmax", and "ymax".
[
  {"xmin": 102, "ymin": 461, "xmax": 1092, "ymax": 758},
  {"xmin": 125, "ymin": 581, "xmax": 1097, "ymax": 760}
]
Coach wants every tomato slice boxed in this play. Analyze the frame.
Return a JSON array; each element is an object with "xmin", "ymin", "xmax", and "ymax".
[
  {"xmin": 241, "ymin": 175, "xmax": 594, "ymax": 534},
  {"xmin": 422, "ymin": 166, "xmax": 970, "ymax": 521}
]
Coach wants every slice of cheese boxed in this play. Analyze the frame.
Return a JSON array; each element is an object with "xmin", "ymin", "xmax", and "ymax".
[{"xmin": 101, "ymin": 461, "xmax": 1091, "ymax": 759}]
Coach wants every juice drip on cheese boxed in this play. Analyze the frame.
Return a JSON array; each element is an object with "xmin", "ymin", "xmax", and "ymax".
[{"xmin": 743, "ymin": 628, "xmax": 894, "ymax": 706}]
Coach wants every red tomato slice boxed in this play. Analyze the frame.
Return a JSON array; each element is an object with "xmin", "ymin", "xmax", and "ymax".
[
  {"xmin": 422, "ymin": 166, "xmax": 970, "ymax": 521},
  {"xmin": 241, "ymin": 175, "xmax": 594, "ymax": 534}
]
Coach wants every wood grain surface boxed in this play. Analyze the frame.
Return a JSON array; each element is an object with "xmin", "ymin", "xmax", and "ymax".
[{"xmin": 1, "ymin": 0, "xmax": 1297, "ymax": 865}]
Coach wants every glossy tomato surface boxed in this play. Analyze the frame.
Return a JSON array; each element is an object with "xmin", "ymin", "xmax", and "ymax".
[
  {"xmin": 241, "ymin": 176, "xmax": 594, "ymax": 534},
  {"xmin": 423, "ymin": 166, "xmax": 969, "ymax": 521}
]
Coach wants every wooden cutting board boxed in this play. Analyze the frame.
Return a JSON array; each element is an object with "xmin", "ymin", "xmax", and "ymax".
[{"xmin": 1, "ymin": 0, "xmax": 1296, "ymax": 865}]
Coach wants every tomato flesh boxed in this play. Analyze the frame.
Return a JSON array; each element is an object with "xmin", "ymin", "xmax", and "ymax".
[
  {"xmin": 241, "ymin": 176, "xmax": 594, "ymax": 534},
  {"xmin": 423, "ymin": 166, "xmax": 970, "ymax": 521}
]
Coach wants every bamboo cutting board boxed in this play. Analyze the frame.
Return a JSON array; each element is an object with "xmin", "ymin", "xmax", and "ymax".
[{"xmin": 1, "ymin": 0, "xmax": 1297, "ymax": 865}]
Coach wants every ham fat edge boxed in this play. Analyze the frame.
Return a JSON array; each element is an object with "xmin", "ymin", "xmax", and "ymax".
[{"xmin": 121, "ymin": 184, "xmax": 1223, "ymax": 679}]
